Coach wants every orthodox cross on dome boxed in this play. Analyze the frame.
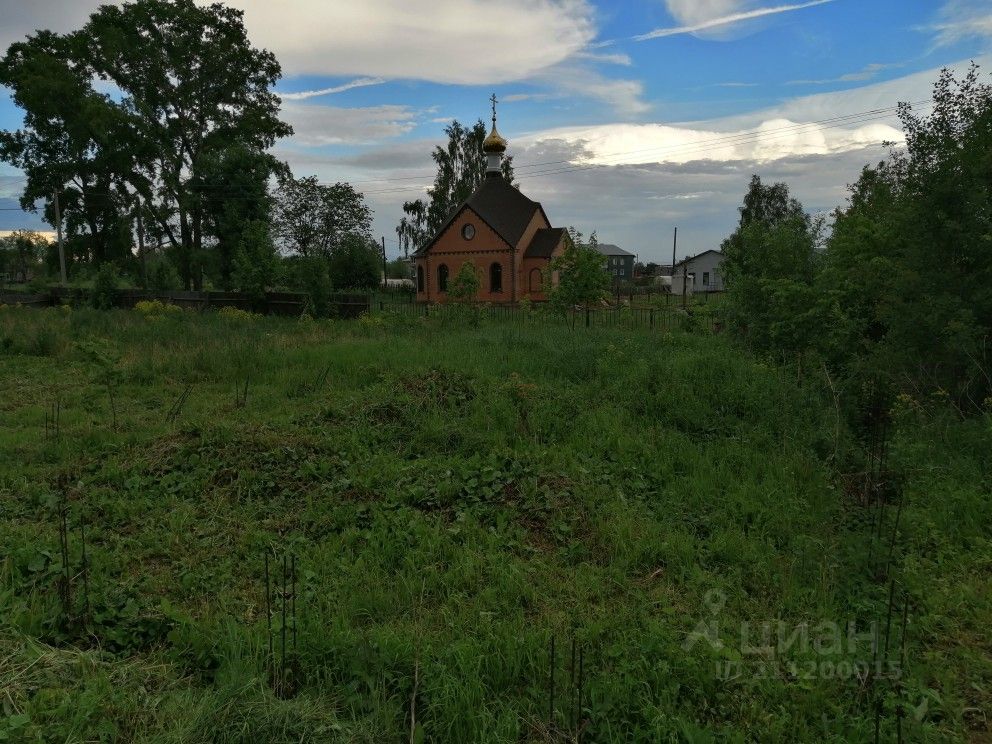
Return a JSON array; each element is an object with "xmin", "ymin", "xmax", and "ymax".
[{"xmin": 483, "ymin": 93, "xmax": 507, "ymax": 174}]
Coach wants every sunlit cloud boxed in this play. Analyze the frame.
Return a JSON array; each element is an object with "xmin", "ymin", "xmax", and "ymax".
[
  {"xmin": 278, "ymin": 77, "xmax": 386, "ymax": 101},
  {"xmin": 636, "ymin": 0, "xmax": 835, "ymax": 41}
]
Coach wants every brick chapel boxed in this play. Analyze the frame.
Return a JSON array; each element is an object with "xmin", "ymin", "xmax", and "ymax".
[{"xmin": 413, "ymin": 99, "xmax": 569, "ymax": 303}]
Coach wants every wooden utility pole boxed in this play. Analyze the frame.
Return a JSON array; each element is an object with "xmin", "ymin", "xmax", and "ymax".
[
  {"xmin": 669, "ymin": 227, "xmax": 677, "ymax": 308},
  {"xmin": 53, "ymin": 189, "xmax": 67, "ymax": 285},
  {"xmin": 381, "ymin": 235, "xmax": 387, "ymax": 287},
  {"xmin": 136, "ymin": 196, "xmax": 147, "ymax": 288}
]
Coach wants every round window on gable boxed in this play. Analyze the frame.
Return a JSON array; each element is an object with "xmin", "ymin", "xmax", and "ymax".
[{"xmin": 462, "ymin": 223, "xmax": 476, "ymax": 241}]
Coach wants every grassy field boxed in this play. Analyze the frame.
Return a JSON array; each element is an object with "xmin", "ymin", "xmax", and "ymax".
[{"xmin": 0, "ymin": 304, "xmax": 988, "ymax": 742}]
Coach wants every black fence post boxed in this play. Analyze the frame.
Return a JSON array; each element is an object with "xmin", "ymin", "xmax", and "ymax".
[{"xmin": 585, "ymin": 306, "xmax": 590, "ymax": 328}]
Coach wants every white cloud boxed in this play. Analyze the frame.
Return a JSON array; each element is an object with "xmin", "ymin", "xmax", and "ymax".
[
  {"xmin": 515, "ymin": 58, "xmax": 992, "ymax": 167},
  {"xmin": 0, "ymin": 0, "xmax": 597, "ymax": 85},
  {"xmin": 278, "ymin": 77, "xmax": 386, "ymax": 101},
  {"xmin": 504, "ymin": 92, "xmax": 560, "ymax": 103},
  {"xmin": 0, "ymin": 3, "xmax": 95, "ymax": 49},
  {"xmin": 788, "ymin": 62, "xmax": 903, "ymax": 86},
  {"xmin": 930, "ymin": 0, "xmax": 992, "ymax": 47},
  {"xmin": 638, "ymin": 0, "xmax": 835, "ymax": 41},
  {"xmin": 662, "ymin": 0, "xmax": 747, "ymax": 28},
  {"xmin": 229, "ymin": 0, "xmax": 596, "ymax": 84},
  {"xmin": 280, "ymin": 103, "xmax": 419, "ymax": 146},
  {"xmin": 1, "ymin": 0, "xmax": 636, "ymax": 116},
  {"xmin": 726, "ymin": 55, "xmax": 990, "ymax": 124},
  {"xmin": 518, "ymin": 119, "xmax": 900, "ymax": 167},
  {"xmin": 533, "ymin": 64, "xmax": 651, "ymax": 116},
  {"xmin": 285, "ymin": 58, "xmax": 992, "ymax": 258},
  {"xmin": 574, "ymin": 50, "xmax": 633, "ymax": 66}
]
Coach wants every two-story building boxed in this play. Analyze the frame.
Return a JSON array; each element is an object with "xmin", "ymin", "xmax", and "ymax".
[{"xmin": 593, "ymin": 244, "xmax": 635, "ymax": 282}]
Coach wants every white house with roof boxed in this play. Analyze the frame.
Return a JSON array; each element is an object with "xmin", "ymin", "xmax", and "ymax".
[{"xmin": 673, "ymin": 249, "xmax": 725, "ymax": 292}]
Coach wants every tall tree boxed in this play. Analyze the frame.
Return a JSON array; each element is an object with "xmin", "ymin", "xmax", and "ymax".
[
  {"xmin": 0, "ymin": 31, "xmax": 136, "ymax": 270},
  {"xmin": 81, "ymin": 0, "xmax": 292, "ymax": 289},
  {"xmin": 721, "ymin": 175, "xmax": 810, "ymax": 281},
  {"xmin": 326, "ymin": 233, "xmax": 381, "ymax": 290},
  {"xmin": 1, "ymin": 1, "xmax": 292, "ymax": 288},
  {"xmin": 737, "ymin": 175, "xmax": 806, "ymax": 228},
  {"xmin": 272, "ymin": 176, "xmax": 372, "ymax": 260},
  {"xmin": 398, "ymin": 119, "xmax": 515, "ymax": 252},
  {"xmin": 720, "ymin": 177, "xmax": 825, "ymax": 356},
  {"xmin": 823, "ymin": 64, "xmax": 992, "ymax": 406},
  {"xmin": 199, "ymin": 144, "xmax": 285, "ymax": 289}
]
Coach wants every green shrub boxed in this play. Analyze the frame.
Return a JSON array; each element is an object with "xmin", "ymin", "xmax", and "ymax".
[
  {"xmin": 148, "ymin": 256, "xmax": 182, "ymax": 292},
  {"xmin": 295, "ymin": 257, "xmax": 333, "ymax": 316},
  {"xmin": 232, "ymin": 221, "xmax": 277, "ymax": 311},
  {"xmin": 217, "ymin": 305, "xmax": 259, "ymax": 321},
  {"xmin": 91, "ymin": 263, "xmax": 120, "ymax": 310},
  {"xmin": 135, "ymin": 299, "xmax": 182, "ymax": 317}
]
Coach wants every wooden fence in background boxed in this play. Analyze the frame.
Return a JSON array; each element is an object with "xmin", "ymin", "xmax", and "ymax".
[{"xmin": 0, "ymin": 288, "xmax": 370, "ymax": 318}]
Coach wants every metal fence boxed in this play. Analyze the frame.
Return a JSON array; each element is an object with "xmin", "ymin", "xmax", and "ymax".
[
  {"xmin": 372, "ymin": 300, "xmax": 704, "ymax": 332},
  {"xmin": 2, "ymin": 287, "xmax": 718, "ymax": 332}
]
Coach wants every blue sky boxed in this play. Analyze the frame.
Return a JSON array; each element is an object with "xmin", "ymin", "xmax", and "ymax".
[{"xmin": 2, "ymin": 0, "xmax": 992, "ymax": 260}]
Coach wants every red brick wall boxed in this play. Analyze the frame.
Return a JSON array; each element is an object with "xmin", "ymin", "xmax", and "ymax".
[
  {"xmin": 415, "ymin": 205, "xmax": 564, "ymax": 303},
  {"xmin": 520, "ymin": 258, "xmax": 549, "ymax": 301},
  {"xmin": 519, "ymin": 234, "xmax": 566, "ymax": 302},
  {"xmin": 416, "ymin": 207, "xmax": 513, "ymax": 303}
]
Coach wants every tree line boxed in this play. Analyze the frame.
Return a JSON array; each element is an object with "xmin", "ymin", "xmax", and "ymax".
[
  {"xmin": 721, "ymin": 65, "xmax": 992, "ymax": 414},
  {"xmin": 0, "ymin": 0, "xmax": 384, "ymax": 299}
]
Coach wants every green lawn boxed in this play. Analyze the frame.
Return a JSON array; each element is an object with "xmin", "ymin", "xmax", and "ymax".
[{"xmin": 0, "ymin": 305, "xmax": 988, "ymax": 742}]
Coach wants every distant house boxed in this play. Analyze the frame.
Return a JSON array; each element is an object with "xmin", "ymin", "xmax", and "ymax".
[
  {"xmin": 592, "ymin": 243, "xmax": 635, "ymax": 282},
  {"xmin": 673, "ymin": 249, "xmax": 725, "ymax": 292}
]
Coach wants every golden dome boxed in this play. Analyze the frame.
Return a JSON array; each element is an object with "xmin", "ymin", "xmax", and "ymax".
[{"xmin": 483, "ymin": 125, "xmax": 507, "ymax": 154}]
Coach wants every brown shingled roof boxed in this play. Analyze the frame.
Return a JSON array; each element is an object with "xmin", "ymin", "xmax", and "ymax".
[
  {"xmin": 415, "ymin": 176, "xmax": 546, "ymax": 255},
  {"xmin": 524, "ymin": 227, "xmax": 566, "ymax": 258}
]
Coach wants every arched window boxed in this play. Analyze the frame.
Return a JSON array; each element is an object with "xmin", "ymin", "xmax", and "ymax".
[
  {"xmin": 530, "ymin": 268, "xmax": 543, "ymax": 293},
  {"xmin": 490, "ymin": 262, "xmax": 503, "ymax": 293},
  {"xmin": 417, "ymin": 265, "xmax": 425, "ymax": 292},
  {"xmin": 437, "ymin": 264, "xmax": 449, "ymax": 293}
]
